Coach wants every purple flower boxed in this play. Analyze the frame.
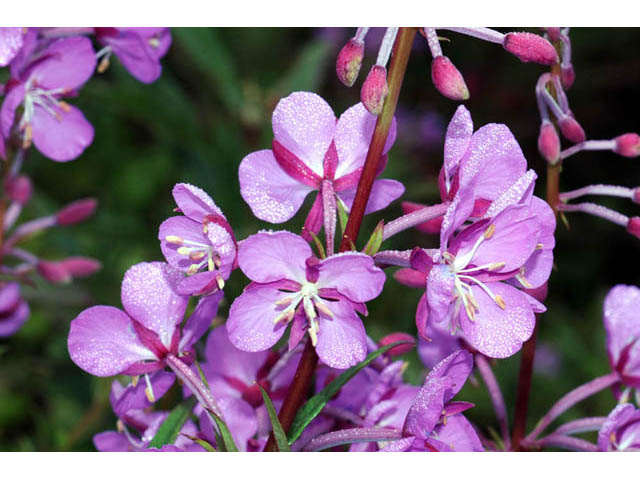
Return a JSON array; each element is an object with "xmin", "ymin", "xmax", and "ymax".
[
  {"xmin": 95, "ymin": 28, "xmax": 171, "ymax": 84},
  {"xmin": 0, "ymin": 282, "xmax": 30, "ymax": 337},
  {"xmin": 239, "ymin": 92, "xmax": 404, "ymax": 238},
  {"xmin": 1, "ymin": 36, "xmax": 95, "ymax": 161},
  {"xmin": 0, "ymin": 27, "xmax": 25, "ymax": 67},
  {"xmin": 159, "ymin": 183, "xmax": 236, "ymax": 296},
  {"xmin": 226, "ymin": 230, "xmax": 386, "ymax": 368},
  {"xmin": 383, "ymin": 350, "xmax": 483, "ymax": 452},
  {"xmin": 68, "ymin": 261, "xmax": 221, "ymax": 377},
  {"xmin": 598, "ymin": 404, "xmax": 640, "ymax": 452},
  {"xmin": 603, "ymin": 284, "xmax": 640, "ymax": 387}
]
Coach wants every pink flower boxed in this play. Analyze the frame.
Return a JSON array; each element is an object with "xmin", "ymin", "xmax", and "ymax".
[
  {"xmin": 226, "ymin": 230, "xmax": 386, "ymax": 368},
  {"xmin": 239, "ymin": 92, "xmax": 403, "ymax": 239}
]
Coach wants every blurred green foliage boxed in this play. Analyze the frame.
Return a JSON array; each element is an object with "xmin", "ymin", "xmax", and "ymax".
[{"xmin": 0, "ymin": 28, "xmax": 638, "ymax": 451}]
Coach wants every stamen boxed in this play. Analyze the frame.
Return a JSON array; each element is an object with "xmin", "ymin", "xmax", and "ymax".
[
  {"xmin": 483, "ymin": 224, "xmax": 496, "ymax": 239},
  {"xmin": 308, "ymin": 318, "xmax": 319, "ymax": 347},
  {"xmin": 303, "ymin": 296, "xmax": 317, "ymax": 321},
  {"xmin": 165, "ymin": 235, "xmax": 183, "ymax": 244},
  {"xmin": 131, "ymin": 375, "xmax": 140, "ymax": 387},
  {"xmin": 144, "ymin": 373, "xmax": 156, "ymax": 403},
  {"xmin": 314, "ymin": 298, "xmax": 334, "ymax": 318},
  {"xmin": 149, "ymin": 37, "xmax": 160, "ymax": 48},
  {"xmin": 22, "ymin": 124, "xmax": 33, "ymax": 149},
  {"xmin": 216, "ymin": 275, "xmax": 225, "ymax": 290},
  {"xmin": 494, "ymin": 295, "xmax": 506, "ymax": 310},
  {"xmin": 208, "ymin": 256, "xmax": 215, "ymax": 271},
  {"xmin": 274, "ymin": 308, "xmax": 295, "ymax": 325},
  {"xmin": 515, "ymin": 272, "xmax": 533, "ymax": 289},
  {"xmin": 177, "ymin": 246, "xmax": 192, "ymax": 255},
  {"xmin": 275, "ymin": 296, "xmax": 295, "ymax": 307},
  {"xmin": 189, "ymin": 251, "xmax": 206, "ymax": 261},
  {"xmin": 187, "ymin": 264, "xmax": 199, "ymax": 275}
]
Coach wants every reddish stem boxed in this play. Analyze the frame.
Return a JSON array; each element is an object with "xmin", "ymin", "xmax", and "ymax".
[{"xmin": 264, "ymin": 27, "xmax": 417, "ymax": 452}]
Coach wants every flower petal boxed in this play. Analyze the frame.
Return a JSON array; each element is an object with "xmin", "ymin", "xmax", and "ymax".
[
  {"xmin": 0, "ymin": 300, "xmax": 29, "ymax": 337},
  {"xmin": 238, "ymin": 231, "xmax": 310, "ymax": 284},
  {"xmin": 239, "ymin": 149, "xmax": 315, "ymax": 223},
  {"xmin": 433, "ymin": 414, "xmax": 483, "ymax": 451},
  {"xmin": 31, "ymin": 37, "xmax": 96, "ymax": 90},
  {"xmin": 172, "ymin": 183, "xmax": 223, "ymax": 223},
  {"xmin": 159, "ymin": 216, "xmax": 209, "ymax": 271},
  {"xmin": 426, "ymin": 265, "xmax": 455, "ymax": 325},
  {"xmin": 0, "ymin": 27, "xmax": 24, "ymax": 67},
  {"xmin": 179, "ymin": 292, "xmax": 223, "ymax": 351},
  {"xmin": 31, "ymin": 103, "xmax": 94, "ymax": 162},
  {"xmin": 425, "ymin": 349, "xmax": 473, "ymax": 402},
  {"xmin": 403, "ymin": 376, "xmax": 450, "ymax": 437},
  {"xmin": 316, "ymin": 252, "xmax": 385, "ymax": 303},
  {"xmin": 338, "ymin": 179, "xmax": 405, "ymax": 215},
  {"xmin": 272, "ymin": 92, "xmax": 336, "ymax": 177},
  {"xmin": 443, "ymin": 105, "xmax": 473, "ymax": 184},
  {"xmin": 68, "ymin": 306, "xmax": 157, "ymax": 377},
  {"xmin": 121, "ymin": 262, "xmax": 188, "ymax": 347},
  {"xmin": 315, "ymin": 299, "xmax": 368, "ymax": 369},
  {"xmin": 604, "ymin": 285, "xmax": 640, "ymax": 373},
  {"xmin": 227, "ymin": 285, "xmax": 289, "ymax": 352}
]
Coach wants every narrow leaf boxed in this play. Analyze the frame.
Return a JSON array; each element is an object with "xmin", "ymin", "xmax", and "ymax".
[
  {"xmin": 308, "ymin": 231, "xmax": 326, "ymax": 259},
  {"xmin": 287, "ymin": 341, "xmax": 410, "ymax": 445},
  {"xmin": 208, "ymin": 411, "xmax": 239, "ymax": 452},
  {"xmin": 337, "ymin": 199, "xmax": 349, "ymax": 235},
  {"xmin": 259, "ymin": 386, "xmax": 291, "ymax": 452},
  {"xmin": 363, "ymin": 220, "xmax": 385, "ymax": 256},
  {"xmin": 181, "ymin": 434, "xmax": 217, "ymax": 452},
  {"xmin": 148, "ymin": 397, "xmax": 196, "ymax": 449}
]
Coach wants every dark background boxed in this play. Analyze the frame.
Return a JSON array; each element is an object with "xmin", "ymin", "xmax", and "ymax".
[{"xmin": 0, "ymin": 27, "xmax": 638, "ymax": 451}]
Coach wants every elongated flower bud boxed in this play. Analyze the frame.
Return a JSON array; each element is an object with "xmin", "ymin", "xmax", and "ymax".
[
  {"xmin": 37, "ymin": 260, "xmax": 72, "ymax": 284},
  {"xmin": 5, "ymin": 175, "xmax": 32, "ymax": 205},
  {"xmin": 336, "ymin": 38, "xmax": 365, "ymax": 87},
  {"xmin": 538, "ymin": 120, "xmax": 561, "ymax": 164},
  {"xmin": 561, "ymin": 64, "xmax": 575, "ymax": 89},
  {"xmin": 361, "ymin": 65, "xmax": 388, "ymax": 115},
  {"xmin": 59, "ymin": 257, "xmax": 102, "ymax": 277},
  {"xmin": 634, "ymin": 188, "xmax": 640, "ymax": 204},
  {"xmin": 503, "ymin": 32, "xmax": 559, "ymax": 65},
  {"xmin": 431, "ymin": 56, "xmax": 469, "ymax": 101},
  {"xmin": 545, "ymin": 28, "xmax": 561, "ymax": 42},
  {"xmin": 379, "ymin": 332, "xmax": 416, "ymax": 356},
  {"xmin": 558, "ymin": 115, "xmax": 586, "ymax": 144},
  {"xmin": 627, "ymin": 217, "xmax": 640, "ymax": 239},
  {"xmin": 614, "ymin": 133, "xmax": 640, "ymax": 157},
  {"xmin": 56, "ymin": 198, "xmax": 97, "ymax": 225}
]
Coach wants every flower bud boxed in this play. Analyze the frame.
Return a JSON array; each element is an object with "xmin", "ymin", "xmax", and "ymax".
[
  {"xmin": 503, "ymin": 32, "xmax": 559, "ymax": 65},
  {"xmin": 613, "ymin": 133, "xmax": 640, "ymax": 158},
  {"xmin": 431, "ymin": 56, "xmax": 469, "ymax": 101},
  {"xmin": 538, "ymin": 120, "xmax": 560, "ymax": 164},
  {"xmin": 379, "ymin": 332, "xmax": 416, "ymax": 356},
  {"xmin": 360, "ymin": 65, "xmax": 388, "ymax": 115},
  {"xmin": 545, "ymin": 28, "xmax": 561, "ymax": 42},
  {"xmin": 561, "ymin": 64, "xmax": 575, "ymax": 89},
  {"xmin": 558, "ymin": 115, "xmax": 586, "ymax": 144},
  {"xmin": 627, "ymin": 217, "xmax": 640, "ymax": 239},
  {"xmin": 37, "ymin": 260, "xmax": 72, "ymax": 284},
  {"xmin": 336, "ymin": 38, "xmax": 364, "ymax": 87},
  {"xmin": 633, "ymin": 188, "xmax": 640, "ymax": 204},
  {"xmin": 5, "ymin": 175, "xmax": 32, "ymax": 205},
  {"xmin": 56, "ymin": 198, "xmax": 97, "ymax": 225},
  {"xmin": 58, "ymin": 257, "xmax": 102, "ymax": 277}
]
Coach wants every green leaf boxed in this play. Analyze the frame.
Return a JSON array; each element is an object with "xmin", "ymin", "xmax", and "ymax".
[
  {"xmin": 181, "ymin": 434, "xmax": 217, "ymax": 452},
  {"xmin": 259, "ymin": 386, "xmax": 291, "ymax": 452},
  {"xmin": 363, "ymin": 220, "xmax": 385, "ymax": 256},
  {"xmin": 287, "ymin": 341, "xmax": 411, "ymax": 445},
  {"xmin": 336, "ymin": 198, "xmax": 349, "ymax": 235},
  {"xmin": 208, "ymin": 411, "xmax": 239, "ymax": 452},
  {"xmin": 308, "ymin": 230, "xmax": 326, "ymax": 259},
  {"xmin": 148, "ymin": 397, "xmax": 196, "ymax": 449}
]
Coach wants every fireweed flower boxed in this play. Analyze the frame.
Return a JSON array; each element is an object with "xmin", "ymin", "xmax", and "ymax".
[
  {"xmin": 239, "ymin": 92, "xmax": 403, "ymax": 243},
  {"xmin": 1, "ymin": 35, "xmax": 96, "ymax": 161},
  {"xmin": 68, "ymin": 261, "xmax": 222, "ymax": 386},
  {"xmin": 0, "ymin": 282, "xmax": 30, "ymax": 337},
  {"xmin": 95, "ymin": 28, "xmax": 171, "ymax": 84},
  {"xmin": 382, "ymin": 350, "xmax": 482, "ymax": 452},
  {"xmin": 598, "ymin": 404, "xmax": 640, "ymax": 452},
  {"xmin": 603, "ymin": 284, "xmax": 640, "ymax": 387},
  {"xmin": 159, "ymin": 183, "xmax": 236, "ymax": 296},
  {"xmin": 227, "ymin": 230, "xmax": 386, "ymax": 368}
]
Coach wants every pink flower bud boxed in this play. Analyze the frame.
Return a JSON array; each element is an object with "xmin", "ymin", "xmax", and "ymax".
[
  {"xmin": 503, "ymin": 32, "xmax": 559, "ymax": 65},
  {"xmin": 614, "ymin": 133, "xmax": 640, "ymax": 158},
  {"xmin": 336, "ymin": 38, "xmax": 364, "ymax": 87},
  {"xmin": 633, "ymin": 188, "xmax": 640, "ymax": 204},
  {"xmin": 545, "ymin": 28, "xmax": 561, "ymax": 42},
  {"xmin": 379, "ymin": 332, "xmax": 416, "ymax": 356},
  {"xmin": 431, "ymin": 56, "xmax": 469, "ymax": 101},
  {"xmin": 538, "ymin": 120, "xmax": 560, "ymax": 164},
  {"xmin": 37, "ymin": 261, "xmax": 72, "ymax": 284},
  {"xmin": 58, "ymin": 257, "xmax": 102, "ymax": 277},
  {"xmin": 56, "ymin": 198, "xmax": 97, "ymax": 225},
  {"xmin": 561, "ymin": 64, "xmax": 575, "ymax": 89},
  {"xmin": 360, "ymin": 65, "xmax": 388, "ymax": 115},
  {"xmin": 5, "ymin": 175, "xmax": 32, "ymax": 205},
  {"xmin": 627, "ymin": 217, "xmax": 640, "ymax": 239},
  {"xmin": 558, "ymin": 115, "xmax": 586, "ymax": 144}
]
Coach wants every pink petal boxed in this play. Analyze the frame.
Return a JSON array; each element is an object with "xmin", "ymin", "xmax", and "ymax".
[
  {"xmin": 433, "ymin": 414, "xmax": 483, "ymax": 451},
  {"xmin": 93, "ymin": 432, "xmax": 132, "ymax": 452},
  {"xmin": 31, "ymin": 37, "xmax": 96, "ymax": 91},
  {"xmin": 334, "ymin": 102, "xmax": 397, "ymax": 178},
  {"xmin": 109, "ymin": 30, "xmax": 162, "ymax": 84},
  {"xmin": 272, "ymin": 92, "xmax": 336, "ymax": 177},
  {"xmin": 439, "ymin": 185, "xmax": 475, "ymax": 250},
  {"xmin": 483, "ymin": 169, "xmax": 537, "ymax": 218},
  {"xmin": 68, "ymin": 306, "xmax": 157, "ymax": 377},
  {"xmin": 226, "ymin": 285, "xmax": 289, "ymax": 352},
  {"xmin": 179, "ymin": 292, "xmax": 223, "ymax": 350},
  {"xmin": 426, "ymin": 349, "xmax": 473, "ymax": 401},
  {"xmin": 316, "ymin": 252, "xmax": 385, "ymax": 303},
  {"xmin": 238, "ymin": 231, "xmax": 310, "ymax": 284},
  {"xmin": 31, "ymin": 103, "xmax": 94, "ymax": 162},
  {"xmin": 159, "ymin": 216, "xmax": 209, "ymax": 271},
  {"xmin": 426, "ymin": 265, "xmax": 455, "ymax": 325},
  {"xmin": 417, "ymin": 322, "xmax": 462, "ymax": 370},
  {"xmin": 337, "ymin": 179, "xmax": 405, "ymax": 215},
  {"xmin": 176, "ymin": 270, "xmax": 218, "ymax": 296},
  {"xmin": 121, "ymin": 262, "xmax": 188, "ymax": 348},
  {"xmin": 443, "ymin": 105, "xmax": 473, "ymax": 184},
  {"xmin": 315, "ymin": 299, "xmax": 368, "ymax": 369},
  {"xmin": 239, "ymin": 149, "xmax": 315, "ymax": 223},
  {"xmin": 403, "ymin": 376, "xmax": 450, "ymax": 437},
  {"xmin": 461, "ymin": 283, "xmax": 536, "ymax": 358},
  {"xmin": 0, "ymin": 83, "xmax": 26, "ymax": 139},
  {"xmin": 0, "ymin": 27, "xmax": 24, "ymax": 67},
  {"xmin": 458, "ymin": 123, "xmax": 527, "ymax": 202},
  {"xmin": 0, "ymin": 301, "xmax": 29, "ymax": 337},
  {"xmin": 604, "ymin": 285, "xmax": 640, "ymax": 371},
  {"xmin": 172, "ymin": 183, "xmax": 223, "ymax": 223}
]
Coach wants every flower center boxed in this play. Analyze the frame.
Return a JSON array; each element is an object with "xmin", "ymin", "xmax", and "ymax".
[
  {"xmin": 19, "ymin": 79, "xmax": 71, "ymax": 149},
  {"xmin": 165, "ymin": 235, "xmax": 225, "ymax": 289}
]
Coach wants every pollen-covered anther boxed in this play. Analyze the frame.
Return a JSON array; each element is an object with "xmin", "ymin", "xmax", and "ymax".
[
  {"xmin": 57, "ymin": 100, "xmax": 71, "ymax": 113},
  {"xmin": 308, "ymin": 318, "xmax": 319, "ymax": 346},
  {"xmin": 177, "ymin": 246, "xmax": 191, "ymax": 255},
  {"xmin": 116, "ymin": 419, "xmax": 125, "ymax": 433},
  {"xmin": 165, "ymin": 235, "xmax": 184, "ymax": 245},
  {"xmin": 22, "ymin": 124, "xmax": 33, "ymax": 149},
  {"xmin": 516, "ymin": 270, "xmax": 533, "ymax": 289},
  {"xmin": 275, "ymin": 296, "xmax": 294, "ymax": 307},
  {"xmin": 536, "ymin": 243, "xmax": 544, "ymax": 250},
  {"xmin": 273, "ymin": 308, "xmax": 295, "ymax": 325},
  {"xmin": 189, "ymin": 251, "xmax": 206, "ymax": 261},
  {"xmin": 487, "ymin": 262, "xmax": 506, "ymax": 271},
  {"xmin": 149, "ymin": 37, "xmax": 160, "ymax": 48},
  {"xmin": 314, "ymin": 300, "xmax": 334, "ymax": 318},
  {"xmin": 216, "ymin": 275, "xmax": 225, "ymax": 290},
  {"xmin": 187, "ymin": 264, "xmax": 199, "ymax": 275},
  {"xmin": 483, "ymin": 224, "xmax": 496, "ymax": 239},
  {"xmin": 495, "ymin": 295, "xmax": 506, "ymax": 310},
  {"xmin": 131, "ymin": 375, "xmax": 140, "ymax": 387},
  {"xmin": 97, "ymin": 55, "xmax": 110, "ymax": 73}
]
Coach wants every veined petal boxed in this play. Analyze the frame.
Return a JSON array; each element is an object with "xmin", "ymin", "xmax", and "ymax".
[
  {"xmin": 0, "ymin": 301, "xmax": 29, "ymax": 337},
  {"xmin": 121, "ymin": 262, "xmax": 188, "ymax": 348},
  {"xmin": 272, "ymin": 92, "xmax": 336, "ymax": 177},
  {"xmin": 238, "ymin": 231, "xmax": 310, "ymax": 284},
  {"xmin": 316, "ymin": 252, "xmax": 385, "ymax": 303},
  {"xmin": 179, "ymin": 292, "xmax": 223, "ymax": 351},
  {"xmin": 403, "ymin": 376, "xmax": 450, "ymax": 438},
  {"xmin": 68, "ymin": 306, "xmax": 157, "ymax": 377},
  {"xmin": 460, "ymin": 283, "xmax": 535, "ymax": 358},
  {"xmin": 433, "ymin": 414, "xmax": 483, "ymax": 451},
  {"xmin": 425, "ymin": 349, "xmax": 473, "ymax": 402},
  {"xmin": 426, "ymin": 265, "xmax": 455, "ymax": 325},
  {"xmin": 227, "ymin": 285, "xmax": 289, "ymax": 352},
  {"xmin": 0, "ymin": 27, "xmax": 24, "ymax": 67},
  {"xmin": 239, "ymin": 149, "xmax": 315, "ymax": 223},
  {"xmin": 0, "ymin": 83, "xmax": 25, "ymax": 139}
]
